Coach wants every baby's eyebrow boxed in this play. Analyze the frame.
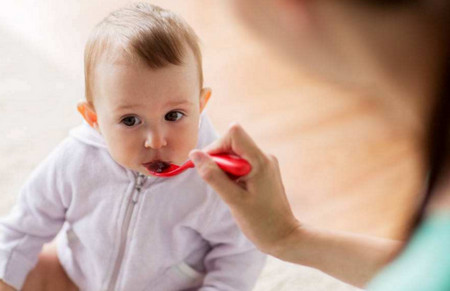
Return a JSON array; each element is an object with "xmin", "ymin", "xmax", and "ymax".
[
  {"xmin": 166, "ymin": 100, "xmax": 194, "ymax": 107},
  {"xmin": 113, "ymin": 99, "xmax": 194, "ymax": 112},
  {"xmin": 114, "ymin": 103, "xmax": 141, "ymax": 111}
]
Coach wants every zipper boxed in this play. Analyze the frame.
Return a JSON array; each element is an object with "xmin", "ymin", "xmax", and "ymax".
[{"xmin": 106, "ymin": 173, "xmax": 147, "ymax": 291}]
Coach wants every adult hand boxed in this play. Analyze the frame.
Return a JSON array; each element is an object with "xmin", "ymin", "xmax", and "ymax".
[{"xmin": 189, "ymin": 123, "xmax": 301, "ymax": 256}]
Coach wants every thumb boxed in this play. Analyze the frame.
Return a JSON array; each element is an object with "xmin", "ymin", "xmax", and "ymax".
[{"xmin": 189, "ymin": 150, "xmax": 243, "ymax": 204}]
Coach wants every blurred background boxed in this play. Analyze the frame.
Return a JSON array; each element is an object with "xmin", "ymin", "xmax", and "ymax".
[{"xmin": 0, "ymin": 1, "xmax": 423, "ymax": 290}]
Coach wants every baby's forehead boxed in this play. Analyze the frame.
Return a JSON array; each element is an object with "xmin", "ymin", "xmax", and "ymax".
[{"xmin": 93, "ymin": 51, "xmax": 200, "ymax": 109}]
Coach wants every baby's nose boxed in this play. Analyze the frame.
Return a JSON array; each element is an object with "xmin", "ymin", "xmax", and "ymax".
[{"xmin": 144, "ymin": 131, "xmax": 167, "ymax": 149}]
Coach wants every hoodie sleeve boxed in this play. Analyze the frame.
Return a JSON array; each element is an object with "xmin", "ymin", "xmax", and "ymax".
[
  {"xmin": 199, "ymin": 194, "xmax": 266, "ymax": 291},
  {"xmin": 0, "ymin": 140, "xmax": 71, "ymax": 290}
]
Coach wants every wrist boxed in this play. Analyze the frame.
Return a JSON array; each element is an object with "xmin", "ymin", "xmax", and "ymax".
[{"xmin": 269, "ymin": 222, "xmax": 304, "ymax": 262}]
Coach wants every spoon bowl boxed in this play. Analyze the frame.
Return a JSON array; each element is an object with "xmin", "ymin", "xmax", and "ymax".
[{"xmin": 147, "ymin": 153, "xmax": 251, "ymax": 178}]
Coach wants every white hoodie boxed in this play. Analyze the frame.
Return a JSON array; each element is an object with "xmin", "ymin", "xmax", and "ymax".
[{"xmin": 0, "ymin": 115, "xmax": 266, "ymax": 291}]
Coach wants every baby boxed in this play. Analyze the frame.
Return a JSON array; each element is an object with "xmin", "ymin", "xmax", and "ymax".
[{"xmin": 0, "ymin": 3, "xmax": 265, "ymax": 291}]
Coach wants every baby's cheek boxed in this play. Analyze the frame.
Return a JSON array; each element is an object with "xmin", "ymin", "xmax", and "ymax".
[
  {"xmin": 108, "ymin": 139, "xmax": 138, "ymax": 168},
  {"xmin": 180, "ymin": 127, "xmax": 199, "ymax": 150}
]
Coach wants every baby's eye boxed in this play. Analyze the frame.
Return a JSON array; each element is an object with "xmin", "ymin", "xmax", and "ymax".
[
  {"xmin": 165, "ymin": 111, "xmax": 184, "ymax": 122},
  {"xmin": 121, "ymin": 116, "xmax": 141, "ymax": 127}
]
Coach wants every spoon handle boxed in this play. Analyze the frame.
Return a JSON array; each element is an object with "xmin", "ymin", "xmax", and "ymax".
[{"xmin": 209, "ymin": 154, "xmax": 251, "ymax": 177}]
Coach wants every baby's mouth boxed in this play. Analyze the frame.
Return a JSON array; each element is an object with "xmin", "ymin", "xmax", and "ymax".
[{"xmin": 143, "ymin": 160, "xmax": 171, "ymax": 173}]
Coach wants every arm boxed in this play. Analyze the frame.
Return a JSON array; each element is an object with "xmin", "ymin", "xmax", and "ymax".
[
  {"xmin": 199, "ymin": 195, "xmax": 266, "ymax": 291},
  {"xmin": 189, "ymin": 123, "xmax": 401, "ymax": 288},
  {"xmin": 0, "ymin": 144, "xmax": 70, "ymax": 290},
  {"xmin": 0, "ymin": 281, "xmax": 14, "ymax": 291},
  {"xmin": 277, "ymin": 225, "xmax": 401, "ymax": 288}
]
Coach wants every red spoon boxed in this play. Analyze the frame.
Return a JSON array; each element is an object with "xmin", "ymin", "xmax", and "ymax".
[{"xmin": 147, "ymin": 154, "xmax": 251, "ymax": 178}]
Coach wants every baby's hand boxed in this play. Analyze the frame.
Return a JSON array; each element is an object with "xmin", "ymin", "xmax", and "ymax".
[{"xmin": 0, "ymin": 280, "xmax": 15, "ymax": 291}]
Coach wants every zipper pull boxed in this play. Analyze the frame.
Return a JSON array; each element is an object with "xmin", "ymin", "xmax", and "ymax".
[{"xmin": 132, "ymin": 174, "xmax": 146, "ymax": 203}]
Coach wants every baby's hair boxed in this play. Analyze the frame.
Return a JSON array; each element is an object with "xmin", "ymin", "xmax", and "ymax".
[{"xmin": 84, "ymin": 2, "xmax": 203, "ymax": 103}]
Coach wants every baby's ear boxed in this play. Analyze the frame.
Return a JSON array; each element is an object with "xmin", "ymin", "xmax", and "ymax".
[
  {"xmin": 200, "ymin": 88, "xmax": 211, "ymax": 113},
  {"xmin": 77, "ymin": 101, "xmax": 98, "ymax": 128}
]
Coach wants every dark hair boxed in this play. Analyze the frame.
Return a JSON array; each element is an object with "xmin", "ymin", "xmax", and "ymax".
[
  {"xmin": 409, "ymin": 0, "xmax": 450, "ymax": 232},
  {"xmin": 413, "ymin": 52, "xmax": 450, "ymax": 229},
  {"xmin": 366, "ymin": 0, "xmax": 450, "ymax": 236}
]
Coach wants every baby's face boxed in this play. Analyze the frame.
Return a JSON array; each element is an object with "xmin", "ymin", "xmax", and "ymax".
[{"xmin": 92, "ymin": 49, "xmax": 207, "ymax": 176}]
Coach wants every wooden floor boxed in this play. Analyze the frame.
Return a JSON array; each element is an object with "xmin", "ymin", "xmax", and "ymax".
[{"xmin": 0, "ymin": 0, "xmax": 425, "ymax": 241}]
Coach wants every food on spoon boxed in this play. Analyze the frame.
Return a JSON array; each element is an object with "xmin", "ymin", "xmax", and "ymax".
[{"xmin": 144, "ymin": 160, "xmax": 171, "ymax": 173}]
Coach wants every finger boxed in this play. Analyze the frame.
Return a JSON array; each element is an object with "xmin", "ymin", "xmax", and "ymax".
[
  {"xmin": 204, "ymin": 123, "xmax": 265, "ymax": 166},
  {"xmin": 189, "ymin": 150, "xmax": 245, "ymax": 205}
]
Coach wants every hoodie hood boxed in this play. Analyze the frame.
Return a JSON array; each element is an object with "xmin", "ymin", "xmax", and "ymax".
[{"xmin": 69, "ymin": 113, "xmax": 218, "ymax": 152}]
